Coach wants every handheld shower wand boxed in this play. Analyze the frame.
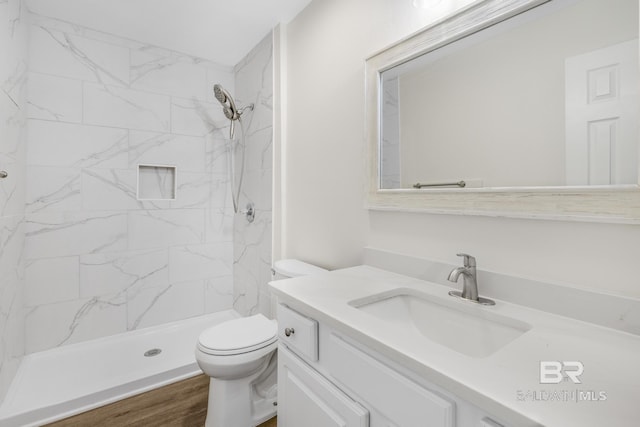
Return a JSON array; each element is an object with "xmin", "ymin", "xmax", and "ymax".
[
  {"xmin": 212, "ymin": 84, "xmax": 254, "ymax": 216},
  {"xmin": 213, "ymin": 84, "xmax": 254, "ymax": 139}
]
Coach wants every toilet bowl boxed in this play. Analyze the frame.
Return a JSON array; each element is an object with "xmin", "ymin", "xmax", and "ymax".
[
  {"xmin": 196, "ymin": 314, "xmax": 278, "ymax": 427},
  {"xmin": 195, "ymin": 259, "xmax": 327, "ymax": 427}
]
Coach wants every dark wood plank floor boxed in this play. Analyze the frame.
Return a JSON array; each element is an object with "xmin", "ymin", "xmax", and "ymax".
[
  {"xmin": 46, "ymin": 374, "xmax": 277, "ymax": 426},
  {"xmin": 259, "ymin": 416, "xmax": 278, "ymax": 427}
]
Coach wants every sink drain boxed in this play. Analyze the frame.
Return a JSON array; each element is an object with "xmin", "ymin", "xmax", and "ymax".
[{"xmin": 144, "ymin": 348, "xmax": 162, "ymax": 357}]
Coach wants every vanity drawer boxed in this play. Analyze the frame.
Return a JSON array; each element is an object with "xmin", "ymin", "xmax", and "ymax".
[
  {"xmin": 328, "ymin": 334, "xmax": 454, "ymax": 427},
  {"xmin": 277, "ymin": 304, "xmax": 319, "ymax": 362}
]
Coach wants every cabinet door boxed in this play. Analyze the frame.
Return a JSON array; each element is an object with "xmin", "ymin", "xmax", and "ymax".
[
  {"xmin": 278, "ymin": 346, "xmax": 369, "ymax": 427},
  {"xmin": 328, "ymin": 334, "xmax": 454, "ymax": 427}
]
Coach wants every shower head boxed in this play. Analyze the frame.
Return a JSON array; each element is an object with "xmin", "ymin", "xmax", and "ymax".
[
  {"xmin": 213, "ymin": 84, "xmax": 238, "ymax": 119},
  {"xmin": 213, "ymin": 84, "xmax": 229, "ymax": 105},
  {"xmin": 222, "ymin": 105, "xmax": 234, "ymax": 121},
  {"xmin": 212, "ymin": 83, "xmax": 254, "ymax": 138}
]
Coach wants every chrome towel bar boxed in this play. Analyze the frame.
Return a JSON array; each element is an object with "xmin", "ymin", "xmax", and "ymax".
[{"xmin": 413, "ymin": 180, "xmax": 465, "ymax": 188}]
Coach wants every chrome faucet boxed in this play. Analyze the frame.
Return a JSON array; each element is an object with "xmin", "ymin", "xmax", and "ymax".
[{"xmin": 447, "ymin": 253, "xmax": 495, "ymax": 306}]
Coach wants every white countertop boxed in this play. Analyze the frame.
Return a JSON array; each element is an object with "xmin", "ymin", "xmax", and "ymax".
[{"xmin": 269, "ymin": 265, "xmax": 640, "ymax": 427}]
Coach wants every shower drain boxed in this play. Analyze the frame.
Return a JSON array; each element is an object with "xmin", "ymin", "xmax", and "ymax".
[{"xmin": 144, "ymin": 348, "xmax": 162, "ymax": 357}]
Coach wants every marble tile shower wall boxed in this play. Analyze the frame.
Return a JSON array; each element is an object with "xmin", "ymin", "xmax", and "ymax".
[
  {"xmin": 23, "ymin": 14, "xmax": 237, "ymax": 354},
  {"xmin": 0, "ymin": 0, "xmax": 28, "ymax": 401},
  {"xmin": 232, "ymin": 33, "xmax": 273, "ymax": 317}
]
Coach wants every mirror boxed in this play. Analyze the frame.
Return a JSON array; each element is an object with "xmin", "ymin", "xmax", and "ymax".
[
  {"xmin": 380, "ymin": 0, "xmax": 638, "ymax": 190},
  {"xmin": 366, "ymin": 0, "xmax": 640, "ymax": 222}
]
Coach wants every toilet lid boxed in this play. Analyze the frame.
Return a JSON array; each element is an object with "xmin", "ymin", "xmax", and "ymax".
[{"xmin": 198, "ymin": 314, "xmax": 277, "ymax": 355}]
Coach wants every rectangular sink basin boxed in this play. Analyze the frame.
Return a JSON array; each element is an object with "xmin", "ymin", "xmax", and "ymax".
[{"xmin": 349, "ymin": 288, "xmax": 530, "ymax": 358}]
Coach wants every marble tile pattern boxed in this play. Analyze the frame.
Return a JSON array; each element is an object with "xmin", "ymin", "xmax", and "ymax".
[
  {"xmin": 380, "ymin": 76, "xmax": 401, "ymax": 189},
  {"xmin": 22, "ymin": 14, "xmax": 236, "ymax": 354},
  {"xmin": 232, "ymin": 33, "xmax": 274, "ymax": 318},
  {"xmin": 0, "ymin": 0, "xmax": 28, "ymax": 402}
]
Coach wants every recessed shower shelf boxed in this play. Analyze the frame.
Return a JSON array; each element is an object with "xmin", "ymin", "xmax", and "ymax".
[{"xmin": 137, "ymin": 164, "xmax": 177, "ymax": 200}]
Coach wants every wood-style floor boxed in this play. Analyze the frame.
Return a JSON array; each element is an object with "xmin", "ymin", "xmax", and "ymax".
[
  {"xmin": 46, "ymin": 374, "xmax": 276, "ymax": 426},
  {"xmin": 258, "ymin": 417, "xmax": 278, "ymax": 427}
]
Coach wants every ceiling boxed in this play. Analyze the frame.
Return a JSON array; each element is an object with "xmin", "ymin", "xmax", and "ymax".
[{"xmin": 26, "ymin": 0, "xmax": 313, "ymax": 66}]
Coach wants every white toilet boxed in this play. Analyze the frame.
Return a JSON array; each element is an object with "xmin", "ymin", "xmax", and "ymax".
[{"xmin": 195, "ymin": 259, "xmax": 327, "ymax": 427}]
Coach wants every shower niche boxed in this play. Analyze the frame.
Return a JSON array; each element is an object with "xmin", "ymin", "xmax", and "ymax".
[{"xmin": 137, "ymin": 164, "xmax": 177, "ymax": 200}]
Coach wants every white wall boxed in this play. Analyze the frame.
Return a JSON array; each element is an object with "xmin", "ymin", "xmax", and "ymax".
[{"xmin": 283, "ymin": 0, "xmax": 640, "ymax": 298}]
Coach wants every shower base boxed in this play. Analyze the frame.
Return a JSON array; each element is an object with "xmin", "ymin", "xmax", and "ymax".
[{"xmin": 0, "ymin": 310, "xmax": 239, "ymax": 427}]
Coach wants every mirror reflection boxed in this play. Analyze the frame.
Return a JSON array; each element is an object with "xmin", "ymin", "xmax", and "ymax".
[{"xmin": 380, "ymin": 0, "xmax": 639, "ymax": 190}]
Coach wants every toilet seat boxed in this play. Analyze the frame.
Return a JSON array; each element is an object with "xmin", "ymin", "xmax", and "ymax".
[{"xmin": 198, "ymin": 314, "xmax": 277, "ymax": 356}]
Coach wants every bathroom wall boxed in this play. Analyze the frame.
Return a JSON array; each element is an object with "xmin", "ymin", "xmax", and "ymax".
[
  {"xmin": 232, "ymin": 33, "xmax": 274, "ymax": 317},
  {"xmin": 0, "ymin": 0, "xmax": 28, "ymax": 402},
  {"xmin": 282, "ymin": 0, "xmax": 640, "ymax": 298},
  {"xmin": 23, "ymin": 14, "xmax": 236, "ymax": 354}
]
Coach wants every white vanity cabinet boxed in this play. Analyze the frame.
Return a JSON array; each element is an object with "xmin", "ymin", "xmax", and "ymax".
[
  {"xmin": 277, "ymin": 303, "xmax": 508, "ymax": 427},
  {"xmin": 278, "ymin": 346, "xmax": 369, "ymax": 427},
  {"xmin": 277, "ymin": 303, "xmax": 368, "ymax": 427},
  {"xmin": 326, "ymin": 334, "xmax": 455, "ymax": 427}
]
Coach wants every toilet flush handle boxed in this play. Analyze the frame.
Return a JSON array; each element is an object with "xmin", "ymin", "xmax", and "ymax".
[{"xmin": 284, "ymin": 327, "xmax": 295, "ymax": 337}]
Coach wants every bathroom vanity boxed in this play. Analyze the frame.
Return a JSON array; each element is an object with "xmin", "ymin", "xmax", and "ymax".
[
  {"xmin": 275, "ymin": 302, "xmax": 501, "ymax": 427},
  {"xmin": 269, "ymin": 265, "xmax": 640, "ymax": 427}
]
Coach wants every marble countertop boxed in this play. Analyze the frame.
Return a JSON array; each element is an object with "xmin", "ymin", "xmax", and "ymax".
[{"xmin": 269, "ymin": 265, "xmax": 640, "ymax": 427}]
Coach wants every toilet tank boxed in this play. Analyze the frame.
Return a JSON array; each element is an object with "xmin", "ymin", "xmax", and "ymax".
[{"xmin": 272, "ymin": 259, "xmax": 327, "ymax": 280}]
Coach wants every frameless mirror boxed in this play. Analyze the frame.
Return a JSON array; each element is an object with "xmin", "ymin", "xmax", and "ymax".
[
  {"xmin": 381, "ymin": 0, "xmax": 638, "ymax": 190},
  {"xmin": 366, "ymin": 0, "xmax": 640, "ymax": 222}
]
